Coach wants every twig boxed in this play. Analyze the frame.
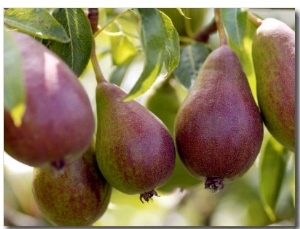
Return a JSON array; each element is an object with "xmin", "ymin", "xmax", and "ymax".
[{"xmin": 214, "ymin": 8, "xmax": 228, "ymax": 46}]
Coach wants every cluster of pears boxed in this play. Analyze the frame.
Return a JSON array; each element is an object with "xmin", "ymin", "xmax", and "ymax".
[
  {"xmin": 4, "ymin": 32, "xmax": 111, "ymax": 226},
  {"xmin": 5, "ymin": 31, "xmax": 176, "ymax": 225},
  {"xmin": 4, "ymin": 13, "xmax": 294, "ymax": 226}
]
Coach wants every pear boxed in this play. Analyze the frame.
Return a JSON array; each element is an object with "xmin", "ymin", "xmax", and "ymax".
[
  {"xmin": 32, "ymin": 145, "xmax": 112, "ymax": 226},
  {"xmin": 95, "ymin": 81, "xmax": 175, "ymax": 202},
  {"xmin": 252, "ymin": 18, "xmax": 295, "ymax": 152},
  {"xmin": 175, "ymin": 45, "xmax": 264, "ymax": 192},
  {"xmin": 4, "ymin": 31, "xmax": 95, "ymax": 169},
  {"xmin": 144, "ymin": 78, "xmax": 199, "ymax": 192}
]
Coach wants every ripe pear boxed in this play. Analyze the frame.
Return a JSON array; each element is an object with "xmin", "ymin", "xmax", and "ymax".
[
  {"xmin": 252, "ymin": 18, "xmax": 295, "ymax": 152},
  {"xmin": 4, "ymin": 31, "xmax": 95, "ymax": 169},
  {"xmin": 95, "ymin": 81, "xmax": 175, "ymax": 202},
  {"xmin": 144, "ymin": 78, "xmax": 199, "ymax": 192},
  {"xmin": 32, "ymin": 145, "xmax": 112, "ymax": 226},
  {"xmin": 175, "ymin": 45, "xmax": 264, "ymax": 192}
]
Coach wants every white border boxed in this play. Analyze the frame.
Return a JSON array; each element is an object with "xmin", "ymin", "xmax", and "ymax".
[{"xmin": 1, "ymin": 1, "xmax": 300, "ymax": 8}]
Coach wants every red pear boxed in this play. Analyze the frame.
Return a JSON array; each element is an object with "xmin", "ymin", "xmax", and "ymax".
[
  {"xmin": 252, "ymin": 18, "xmax": 295, "ymax": 151},
  {"xmin": 95, "ymin": 82, "xmax": 175, "ymax": 202},
  {"xmin": 175, "ymin": 45, "xmax": 263, "ymax": 192},
  {"xmin": 4, "ymin": 32, "xmax": 95, "ymax": 169}
]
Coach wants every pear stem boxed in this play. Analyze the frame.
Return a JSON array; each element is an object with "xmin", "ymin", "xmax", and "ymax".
[
  {"xmin": 87, "ymin": 8, "xmax": 106, "ymax": 83},
  {"xmin": 214, "ymin": 8, "xmax": 228, "ymax": 46},
  {"xmin": 87, "ymin": 8, "xmax": 99, "ymax": 34},
  {"xmin": 91, "ymin": 39, "xmax": 106, "ymax": 83},
  {"xmin": 248, "ymin": 11, "xmax": 263, "ymax": 28}
]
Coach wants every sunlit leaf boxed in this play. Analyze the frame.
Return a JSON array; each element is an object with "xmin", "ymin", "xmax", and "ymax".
[
  {"xmin": 4, "ymin": 8, "xmax": 70, "ymax": 43},
  {"xmin": 48, "ymin": 8, "xmax": 93, "ymax": 76},
  {"xmin": 110, "ymin": 35, "xmax": 137, "ymax": 66},
  {"xmin": 160, "ymin": 11, "xmax": 180, "ymax": 75},
  {"xmin": 259, "ymin": 136, "xmax": 288, "ymax": 222},
  {"xmin": 176, "ymin": 8, "xmax": 191, "ymax": 19},
  {"xmin": 124, "ymin": 9, "xmax": 165, "ymax": 101},
  {"xmin": 4, "ymin": 29, "xmax": 26, "ymax": 126},
  {"xmin": 174, "ymin": 43, "xmax": 211, "ymax": 89}
]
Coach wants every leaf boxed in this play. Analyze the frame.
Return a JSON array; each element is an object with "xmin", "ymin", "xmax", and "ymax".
[
  {"xmin": 220, "ymin": 8, "xmax": 257, "ymax": 100},
  {"xmin": 109, "ymin": 62, "xmax": 131, "ymax": 86},
  {"xmin": 176, "ymin": 8, "xmax": 191, "ymax": 19},
  {"xmin": 160, "ymin": 11, "xmax": 180, "ymax": 75},
  {"xmin": 259, "ymin": 136, "xmax": 288, "ymax": 222},
  {"xmin": 221, "ymin": 8, "xmax": 256, "ymax": 76},
  {"xmin": 4, "ymin": 29, "xmax": 26, "ymax": 126},
  {"xmin": 174, "ymin": 43, "xmax": 211, "ymax": 89},
  {"xmin": 110, "ymin": 34, "xmax": 137, "ymax": 66},
  {"xmin": 221, "ymin": 8, "xmax": 246, "ymax": 46},
  {"xmin": 48, "ymin": 8, "xmax": 93, "ymax": 76},
  {"xmin": 4, "ymin": 8, "xmax": 70, "ymax": 43},
  {"xmin": 124, "ymin": 9, "xmax": 166, "ymax": 101}
]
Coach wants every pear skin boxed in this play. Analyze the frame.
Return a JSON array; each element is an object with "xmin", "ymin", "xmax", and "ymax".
[
  {"xmin": 95, "ymin": 82, "xmax": 175, "ymax": 201},
  {"xmin": 175, "ymin": 45, "xmax": 264, "ymax": 192},
  {"xmin": 32, "ymin": 146, "xmax": 112, "ymax": 226},
  {"xmin": 252, "ymin": 18, "xmax": 295, "ymax": 151},
  {"xmin": 4, "ymin": 32, "xmax": 95, "ymax": 169}
]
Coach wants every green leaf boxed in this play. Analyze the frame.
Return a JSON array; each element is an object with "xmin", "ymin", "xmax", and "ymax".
[
  {"xmin": 174, "ymin": 43, "xmax": 211, "ymax": 89},
  {"xmin": 4, "ymin": 8, "xmax": 70, "ymax": 43},
  {"xmin": 259, "ymin": 136, "xmax": 288, "ymax": 222},
  {"xmin": 160, "ymin": 11, "xmax": 180, "ymax": 75},
  {"xmin": 221, "ymin": 8, "xmax": 256, "ymax": 76},
  {"xmin": 109, "ymin": 62, "xmax": 131, "ymax": 86},
  {"xmin": 4, "ymin": 29, "xmax": 26, "ymax": 126},
  {"xmin": 110, "ymin": 35, "xmax": 137, "ymax": 66},
  {"xmin": 124, "ymin": 9, "xmax": 166, "ymax": 101},
  {"xmin": 220, "ymin": 8, "xmax": 257, "ymax": 100},
  {"xmin": 48, "ymin": 8, "xmax": 93, "ymax": 76},
  {"xmin": 176, "ymin": 8, "xmax": 191, "ymax": 19},
  {"xmin": 221, "ymin": 8, "xmax": 246, "ymax": 46}
]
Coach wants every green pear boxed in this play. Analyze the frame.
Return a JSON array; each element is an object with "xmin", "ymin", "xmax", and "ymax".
[
  {"xmin": 175, "ymin": 45, "xmax": 264, "ymax": 192},
  {"xmin": 4, "ymin": 31, "xmax": 95, "ymax": 169},
  {"xmin": 95, "ymin": 81, "xmax": 175, "ymax": 202},
  {"xmin": 32, "ymin": 145, "xmax": 112, "ymax": 226},
  {"xmin": 252, "ymin": 18, "xmax": 295, "ymax": 152}
]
